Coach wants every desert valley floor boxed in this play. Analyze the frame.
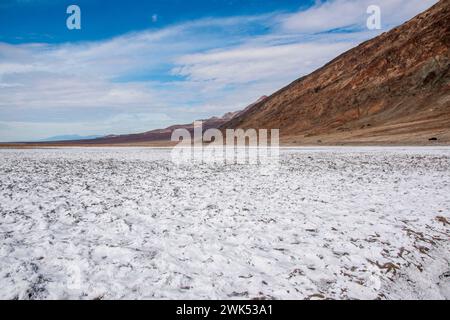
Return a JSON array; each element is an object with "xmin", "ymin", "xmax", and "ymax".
[{"xmin": 0, "ymin": 147, "xmax": 449, "ymax": 300}]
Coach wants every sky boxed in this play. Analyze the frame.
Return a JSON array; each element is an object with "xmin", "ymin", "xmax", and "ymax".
[{"xmin": 0, "ymin": 0, "xmax": 438, "ymax": 141}]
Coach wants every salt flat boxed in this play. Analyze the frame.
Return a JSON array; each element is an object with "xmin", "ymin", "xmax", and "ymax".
[{"xmin": 0, "ymin": 147, "xmax": 449, "ymax": 300}]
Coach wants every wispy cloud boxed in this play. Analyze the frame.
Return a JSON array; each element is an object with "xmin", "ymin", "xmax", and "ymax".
[
  {"xmin": 172, "ymin": 42, "xmax": 353, "ymax": 85},
  {"xmin": 280, "ymin": 0, "xmax": 437, "ymax": 33}
]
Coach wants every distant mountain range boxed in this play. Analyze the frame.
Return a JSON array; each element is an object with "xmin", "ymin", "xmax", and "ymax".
[
  {"xmin": 26, "ymin": 95, "xmax": 267, "ymax": 145},
  {"xmin": 38, "ymin": 135, "xmax": 104, "ymax": 142},
  {"xmin": 54, "ymin": 96, "xmax": 268, "ymax": 145}
]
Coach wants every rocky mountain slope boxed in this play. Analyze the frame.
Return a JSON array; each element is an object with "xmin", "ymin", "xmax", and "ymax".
[{"xmin": 222, "ymin": 0, "xmax": 450, "ymax": 145}]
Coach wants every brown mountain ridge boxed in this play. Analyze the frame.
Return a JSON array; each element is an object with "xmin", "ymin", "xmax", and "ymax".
[{"xmin": 222, "ymin": 0, "xmax": 450, "ymax": 145}]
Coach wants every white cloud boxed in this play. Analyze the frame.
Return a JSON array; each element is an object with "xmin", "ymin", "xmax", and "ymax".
[
  {"xmin": 281, "ymin": 0, "xmax": 438, "ymax": 33},
  {"xmin": 172, "ymin": 42, "xmax": 353, "ymax": 85}
]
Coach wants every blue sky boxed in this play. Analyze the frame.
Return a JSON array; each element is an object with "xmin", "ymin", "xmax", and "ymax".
[
  {"xmin": 0, "ymin": 0, "xmax": 438, "ymax": 141},
  {"xmin": 0, "ymin": 0, "xmax": 315, "ymax": 43}
]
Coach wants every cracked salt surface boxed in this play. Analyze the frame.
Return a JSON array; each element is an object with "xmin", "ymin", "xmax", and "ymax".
[{"xmin": 0, "ymin": 147, "xmax": 449, "ymax": 300}]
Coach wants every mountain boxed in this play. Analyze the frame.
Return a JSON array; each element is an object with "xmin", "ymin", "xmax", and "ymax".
[
  {"xmin": 222, "ymin": 0, "xmax": 450, "ymax": 145},
  {"xmin": 72, "ymin": 96, "xmax": 267, "ymax": 144},
  {"xmin": 38, "ymin": 134, "xmax": 103, "ymax": 142},
  {"xmin": 78, "ymin": 116, "xmax": 228, "ymax": 145},
  {"xmin": 54, "ymin": 99, "xmax": 267, "ymax": 145}
]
